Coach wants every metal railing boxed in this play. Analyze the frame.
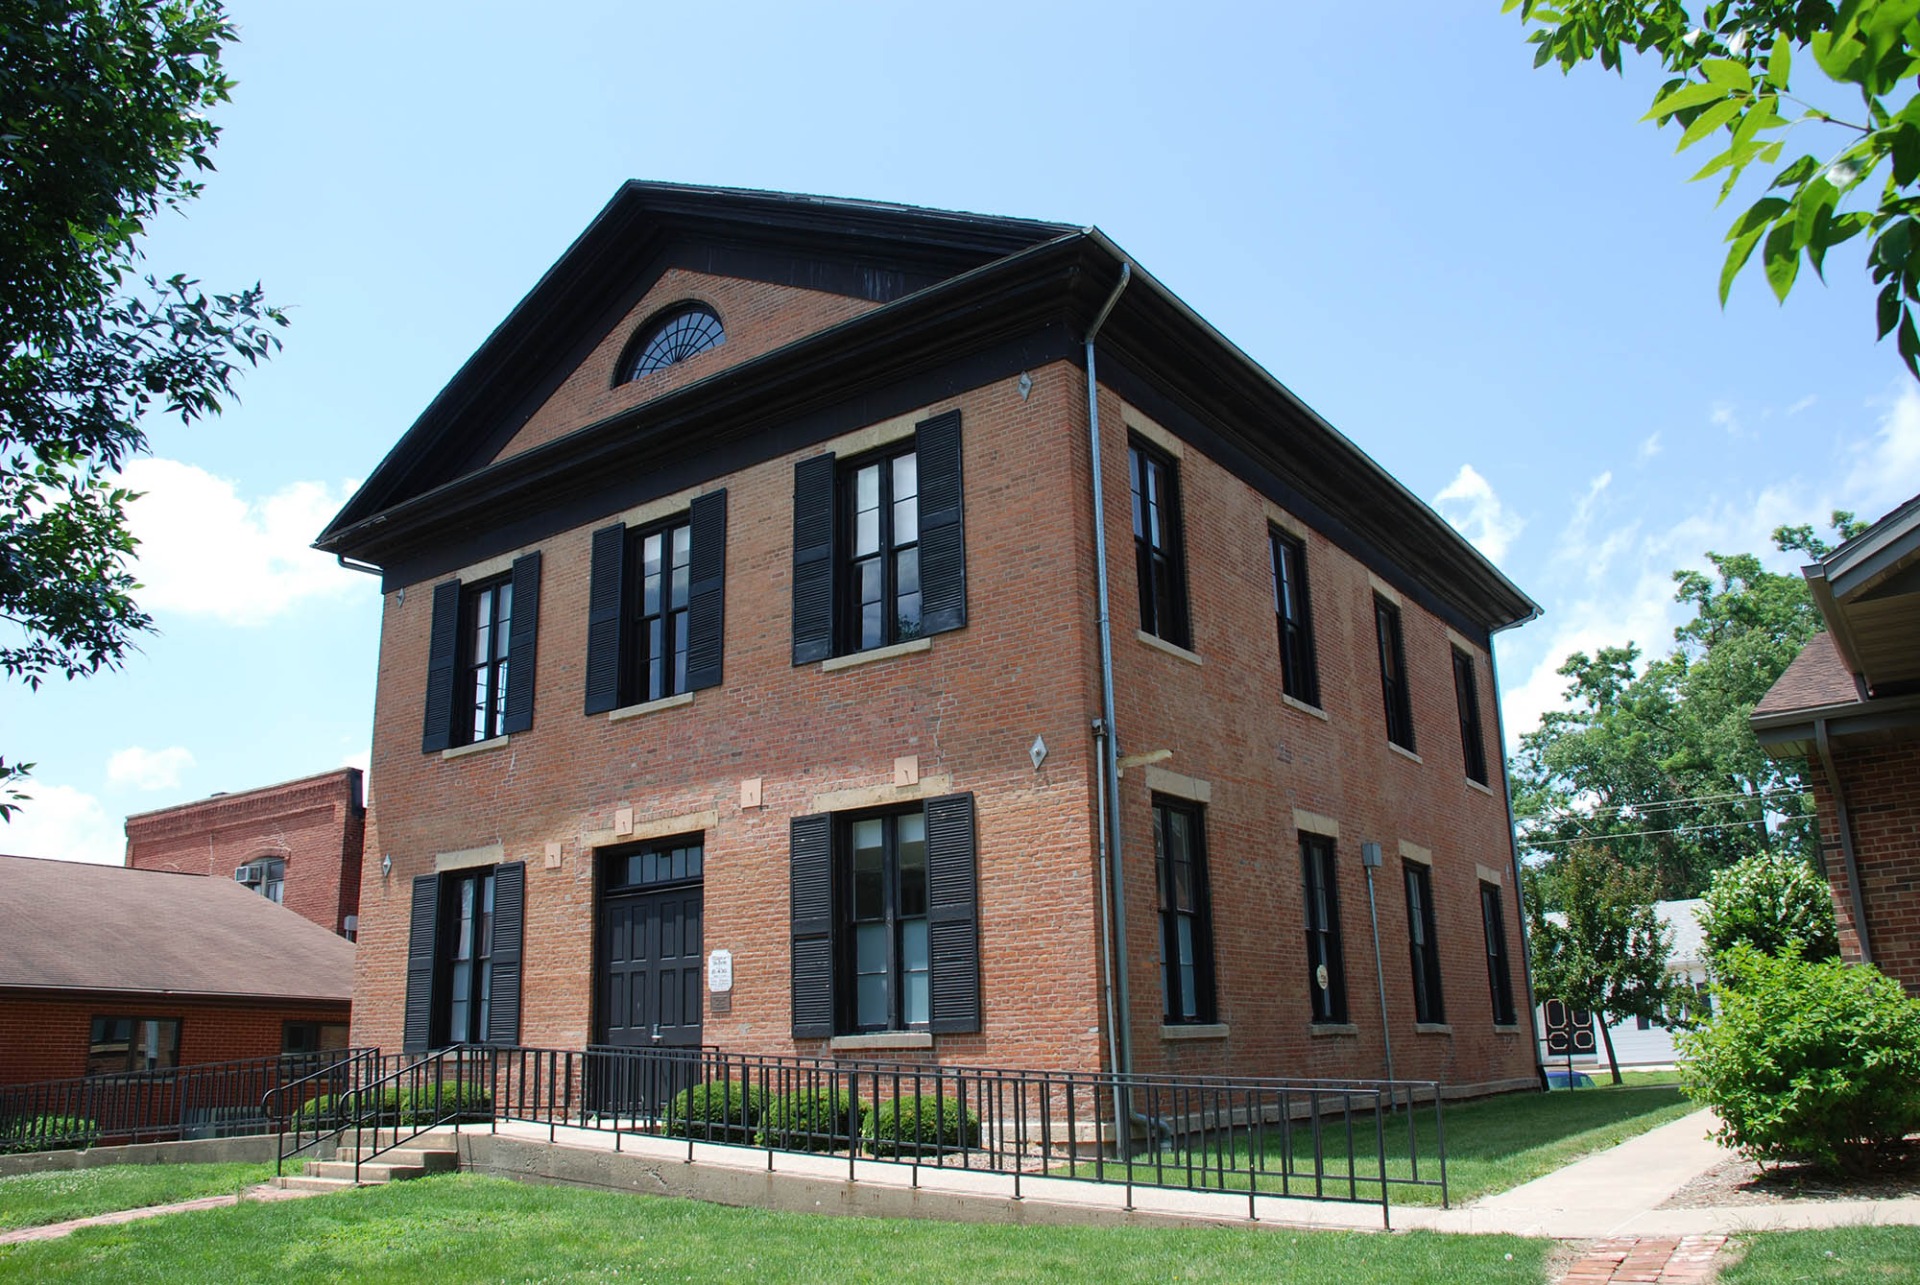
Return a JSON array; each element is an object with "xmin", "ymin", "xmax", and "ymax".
[
  {"xmin": 480, "ymin": 1045, "xmax": 1448, "ymax": 1227},
  {"xmin": 0, "ymin": 1049, "xmax": 372, "ymax": 1154},
  {"xmin": 333, "ymin": 1045, "xmax": 491, "ymax": 1182}
]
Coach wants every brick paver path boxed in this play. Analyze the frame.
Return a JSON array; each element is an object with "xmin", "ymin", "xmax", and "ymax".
[
  {"xmin": 1559, "ymin": 1234, "xmax": 1729, "ymax": 1284},
  {"xmin": 0, "ymin": 1182, "xmax": 323, "ymax": 1245}
]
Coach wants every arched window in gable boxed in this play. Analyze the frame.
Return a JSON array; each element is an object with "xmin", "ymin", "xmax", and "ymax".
[{"xmin": 619, "ymin": 303, "xmax": 725, "ymax": 383}]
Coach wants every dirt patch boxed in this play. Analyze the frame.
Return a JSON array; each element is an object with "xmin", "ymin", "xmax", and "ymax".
[{"xmin": 1661, "ymin": 1156, "xmax": 1920, "ymax": 1208}]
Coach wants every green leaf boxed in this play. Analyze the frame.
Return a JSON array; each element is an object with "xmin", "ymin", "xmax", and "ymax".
[
  {"xmin": 1877, "ymin": 281, "xmax": 1901, "ymax": 338},
  {"xmin": 1771, "ymin": 155, "xmax": 1820, "ymax": 189},
  {"xmin": 1722, "ymin": 225, "xmax": 1766, "ymax": 304},
  {"xmin": 1764, "ymin": 221, "xmax": 1800, "ymax": 301},
  {"xmin": 1765, "ymin": 36, "xmax": 1792, "ymax": 88},
  {"xmin": 1795, "ymin": 176, "xmax": 1841, "ymax": 249},
  {"xmin": 1646, "ymin": 80, "xmax": 1735, "ymax": 120},
  {"xmin": 1700, "ymin": 58, "xmax": 1754, "ymax": 91},
  {"xmin": 1679, "ymin": 97, "xmax": 1744, "ymax": 150},
  {"xmin": 1726, "ymin": 197, "xmax": 1791, "ymax": 241}
]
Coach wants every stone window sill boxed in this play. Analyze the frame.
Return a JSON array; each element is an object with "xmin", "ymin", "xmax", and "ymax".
[
  {"xmin": 1136, "ymin": 630, "xmax": 1203, "ymax": 666},
  {"xmin": 821, "ymin": 637, "xmax": 932, "ymax": 673},
  {"xmin": 1388, "ymin": 742, "xmax": 1423, "ymax": 765},
  {"xmin": 1160, "ymin": 1023, "xmax": 1229, "ymax": 1041},
  {"xmin": 443, "ymin": 735, "xmax": 510, "ymax": 761},
  {"xmin": 829, "ymin": 1031, "xmax": 934, "ymax": 1052},
  {"xmin": 1466, "ymin": 777, "xmax": 1496, "ymax": 797},
  {"xmin": 1282, "ymin": 693, "xmax": 1329, "ymax": 721},
  {"xmin": 1414, "ymin": 1023, "xmax": 1453, "ymax": 1036},
  {"xmin": 1309, "ymin": 1023, "xmax": 1359, "ymax": 1038},
  {"xmin": 608, "ymin": 691, "xmax": 694, "ymax": 722}
]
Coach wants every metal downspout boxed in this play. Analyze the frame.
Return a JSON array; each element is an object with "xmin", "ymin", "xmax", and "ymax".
[
  {"xmin": 1489, "ymin": 619, "xmax": 1550, "ymax": 1091},
  {"xmin": 1814, "ymin": 717, "xmax": 1874, "ymax": 965},
  {"xmin": 1086, "ymin": 262, "xmax": 1134, "ymax": 1144}
]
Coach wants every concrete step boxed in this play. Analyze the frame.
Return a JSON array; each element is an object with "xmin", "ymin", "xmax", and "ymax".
[
  {"xmin": 274, "ymin": 1174, "xmax": 358, "ymax": 1192},
  {"xmin": 330, "ymin": 1146, "xmax": 459, "ymax": 1172},
  {"xmin": 304, "ymin": 1159, "xmax": 430, "ymax": 1184},
  {"xmin": 334, "ymin": 1126, "xmax": 463, "ymax": 1152}
]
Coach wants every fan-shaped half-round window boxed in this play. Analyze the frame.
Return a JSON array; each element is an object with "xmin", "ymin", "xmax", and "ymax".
[{"xmin": 622, "ymin": 304, "xmax": 726, "ymax": 382}]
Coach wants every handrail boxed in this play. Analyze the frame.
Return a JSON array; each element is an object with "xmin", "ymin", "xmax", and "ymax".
[
  {"xmin": 265, "ymin": 1048, "xmax": 379, "ymax": 1176},
  {"xmin": 338, "ymin": 1044, "xmax": 488, "ymax": 1182}
]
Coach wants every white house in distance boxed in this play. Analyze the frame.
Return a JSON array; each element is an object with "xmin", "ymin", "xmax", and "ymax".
[{"xmin": 1536, "ymin": 899, "xmax": 1710, "ymax": 1071}]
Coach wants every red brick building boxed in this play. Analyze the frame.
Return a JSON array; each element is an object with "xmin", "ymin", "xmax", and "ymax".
[
  {"xmin": 0, "ymin": 856, "xmax": 353, "ymax": 1087},
  {"xmin": 1753, "ymin": 493, "xmax": 1920, "ymax": 995},
  {"xmin": 317, "ymin": 184, "xmax": 1542, "ymax": 1095},
  {"xmin": 124, "ymin": 768, "xmax": 365, "ymax": 939}
]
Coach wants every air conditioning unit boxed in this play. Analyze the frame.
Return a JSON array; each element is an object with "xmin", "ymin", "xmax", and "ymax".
[{"xmin": 234, "ymin": 863, "xmax": 260, "ymax": 885}]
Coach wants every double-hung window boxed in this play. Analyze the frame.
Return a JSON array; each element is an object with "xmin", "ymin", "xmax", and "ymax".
[
  {"xmin": 1130, "ymin": 439, "xmax": 1191, "ymax": 648},
  {"xmin": 1300, "ymin": 833, "xmax": 1348, "ymax": 1023},
  {"xmin": 1405, "ymin": 862, "xmax": 1444, "ymax": 1024},
  {"xmin": 1453, "ymin": 647, "xmax": 1489, "ymax": 785},
  {"xmin": 1154, "ymin": 797, "xmax": 1216, "ymax": 1024},
  {"xmin": 844, "ymin": 446, "xmax": 922, "ymax": 651},
  {"xmin": 421, "ymin": 553, "xmax": 543, "ymax": 753},
  {"xmin": 789, "ymin": 793, "xmax": 980, "ymax": 1038},
  {"xmin": 584, "ymin": 492, "xmax": 727, "ymax": 713},
  {"xmin": 1376, "ymin": 597, "xmax": 1416, "ymax": 751},
  {"xmin": 847, "ymin": 810, "xmax": 931, "ymax": 1032},
  {"xmin": 86, "ymin": 1016, "xmax": 181, "ymax": 1075},
  {"xmin": 1270, "ymin": 528, "xmax": 1318, "ymax": 705},
  {"xmin": 791, "ymin": 411, "xmax": 967, "ymax": 664},
  {"xmin": 403, "ymin": 862, "xmax": 526, "ymax": 1053},
  {"xmin": 1481, "ymin": 882, "xmax": 1516, "ymax": 1026}
]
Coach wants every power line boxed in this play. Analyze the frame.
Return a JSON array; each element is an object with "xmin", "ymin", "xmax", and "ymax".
[
  {"xmin": 1526, "ymin": 784, "xmax": 1810, "ymax": 826},
  {"xmin": 1519, "ymin": 813, "xmax": 1809, "ymax": 849}
]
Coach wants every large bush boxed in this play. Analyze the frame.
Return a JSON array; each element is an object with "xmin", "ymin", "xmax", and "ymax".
[
  {"xmin": 663, "ymin": 1080, "xmax": 764, "ymax": 1143},
  {"xmin": 1679, "ymin": 945, "xmax": 1920, "ymax": 1174},
  {"xmin": 757, "ymin": 1087, "xmax": 867, "ymax": 1152},
  {"xmin": 294, "ymin": 1084, "xmax": 490, "ymax": 1128},
  {"xmin": 0, "ymin": 1114, "xmax": 97, "ymax": 1154},
  {"xmin": 1698, "ymin": 851, "xmax": 1839, "ymax": 966},
  {"xmin": 863, "ymin": 1094, "xmax": 980, "ymax": 1158}
]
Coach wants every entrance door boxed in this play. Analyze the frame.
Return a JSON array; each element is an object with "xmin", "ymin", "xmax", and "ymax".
[{"xmin": 598, "ymin": 886, "xmax": 705, "ymax": 1050}]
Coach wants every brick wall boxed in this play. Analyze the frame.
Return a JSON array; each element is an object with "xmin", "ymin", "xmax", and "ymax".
[
  {"xmin": 1806, "ymin": 738, "xmax": 1920, "ymax": 995},
  {"xmin": 350, "ymin": 289, "xmax": 1535, "ymax": 1093},
  {"xmin": 125, "ymin": 769, "xmax": 365, "ymax": 937},
  {"xmin": 0, "ymin": 993, "xmax": 351, "ymax": 1086}
]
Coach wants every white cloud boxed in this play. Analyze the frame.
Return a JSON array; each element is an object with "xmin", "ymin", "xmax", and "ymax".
[
  {"xmin": 105, "ymin": 745, "xmax": 195, "ymax": 791},
  {"xmin": 0, "ymin": 784, "xmax": 124, "ymax": 865},
  {"xmin": 1434, "ymin": 464, "xmax": 1525, "ymax": 565},
  {"xmin": 1710, "ymin": 402, "xmax": 1742, "ymax": 436},
  {"xmin": 1787, "ymin": 395, "xmax": 1818, "ymax": 416},
  {"xmin": 120, "ymin": 459, "xmax": 362, "ymax": 626},
  {"xmin": 1637, "ymin": 432, "xmax": 1663, "ymax": 463},
  {"xmin": 1845, "ymin": 383, "xmax": 1920, "ymax": 516}
]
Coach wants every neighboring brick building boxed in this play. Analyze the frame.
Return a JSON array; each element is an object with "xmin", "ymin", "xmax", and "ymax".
[
  {"xmin": 317, "ymin": 183, "xmax": 1542, "ymax": 1095},
  {"xmin": 0, "ymin": 856, "xmax": 353, "ymax": 1087},
  {"xmin": 125, "ymin": 768, "xmax": 365, "ymax": 938},
  {"xmin": 1753, "ymin": 493, "xmax": 1920, "ymax": 995}
]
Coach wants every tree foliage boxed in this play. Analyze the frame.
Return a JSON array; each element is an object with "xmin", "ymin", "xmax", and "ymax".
[
  {"xmin": 1698, "ymin": 849, "xmax": 1841, "ymax": 963},
  {"xmin": 0, "ymin": 0, "xmax": 285, "ymax": 817},
  {"xmin": 1526, "ymin": 845, "xmax": 1678, "ymax": 1083},
  {"xmin": 1507, "ymin": 1, "xmax": 1920, "ymax": 376},
  {"xmin": 1513, "ymin": 515, "xmax": 1863, "ymax": 901}
]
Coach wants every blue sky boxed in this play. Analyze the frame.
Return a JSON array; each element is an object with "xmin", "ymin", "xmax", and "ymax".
[{"xmin": 5, "ymin": 2, "xmax": 1916, "ymax": 863}]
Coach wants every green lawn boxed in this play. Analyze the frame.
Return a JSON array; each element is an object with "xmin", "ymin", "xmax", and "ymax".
[
  {"xmin": 1719, "ymin": 1226, "xmax": 1920, "ymax": 1282},
  {"xmin": 1072, "ymin": 1083, "xmax": 1697, "ymax": 1206},
  {"xmin": 0, "ymin": 1172, "xmax": 1551, "ymax": 1283},
  {"xmin": 0, "ymin": 1163, "xmax": 274, "ymax": 1231}
]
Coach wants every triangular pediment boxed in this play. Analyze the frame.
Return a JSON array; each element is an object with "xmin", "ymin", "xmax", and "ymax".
[{"xmin": 319, "ymin": 183, "xmax": 1074, "ymax": 543}]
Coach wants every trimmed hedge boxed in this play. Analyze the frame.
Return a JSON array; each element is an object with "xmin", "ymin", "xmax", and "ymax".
[
  {"xmin": 757, "ymin": 1087, "xmax": 868, "ymax": 1152},
  {"xmin": 294, "ymin": 1084, "xmax": 491, "ymax": 1127},
  {"xmin": 0, "ymin": 1114, "xmax": 98, "ymax": 1155},
  {"xmin": 663, "ymin": 1080, "xmax": 764, "ymax": 1143},
  {"xmin": 863, "ymin": 1094, "xmax": 980, "ymax": 1157},
  {"xmin": 1679, "ymin": 945, "xmax": 1920, "ymax": 1174}
]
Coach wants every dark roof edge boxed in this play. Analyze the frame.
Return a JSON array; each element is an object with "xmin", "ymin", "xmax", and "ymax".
[
  {"xmin": 1821, "ymin": 490, "xmax": 1920, "ymax": 600},
  {"xmin": 0, "ymin": 983, "xmax": 353, "ymax": 1004}
]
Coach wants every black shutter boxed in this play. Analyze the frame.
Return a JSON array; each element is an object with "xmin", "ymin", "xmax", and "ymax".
[
  {"xmin": 403, "ymin": 873, "xmax": 440, "ymax": 1054},
  {"xmin": 421, "ymin": 580, "xmax": 461, "ymax": 753},
  {"xmin": 916, "ymin": 411, "xmax": 967, "ymax": 637},
  {"xmin": 487, "ymin": 862, "xmax": 525, "ymax": 1046},
  {"xmin": 502, "ymin": 553, "xmax": 541, "ymax": 735},
  {"xmin": 925, "ymin": 791, "xmax": 981, "ymax": 1034},
  {"xmin": 790, "ymin": 812, "xmax": 835, "ymax": 1038},
  {"xmin": 584, "ymin": 523, "xmax": 627, "ymax": 714},
  {"xmin": 791, "ymin": 453, "xmax": 837, "ymax": 664},
  {"xmin": 685, "ymin": 489, "xmax": 727, "ymax": 691}
]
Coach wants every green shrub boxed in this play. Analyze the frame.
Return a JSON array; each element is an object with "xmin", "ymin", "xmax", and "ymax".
[
  {"xmin": 863, "ymin": 1093, "xmax": 980, "ymax": 1157},
  {"xmin": 292, "ymin": 1084, "xmax": 490, "ymax": 1128},
  {"xmin": 0, "ymin": 1114, "xmax": 97, "ymax": 1154},
  {"xmin": 757, "ymin": 1087, "xmax": 867, "ymax": 1152},
  {"xmin": 1679, "ymin": 945, "xmax": 1920, "ymax": 1174},
  {"xmin": 663, "ymin": 1080, "xmax": 764, "ymax": 1143},
  {"xmin": 1698, "ymin": 851, "xmax": 1839, "ymax": 967}
]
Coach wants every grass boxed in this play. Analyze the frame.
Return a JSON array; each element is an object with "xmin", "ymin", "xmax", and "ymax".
[
  {"xmin": 0, "ymin": 1163, "xmax": 275, "ymax": 1231},
  {"xmin": 1718, "ymin": 1226, "xmax": 1920, "ymax": 1282},
  {"xmin": 1072, "ymin": 1082, "xmax": 1698, "ymax": 1206},
  {"xmin": 0, "ymin": 1173, "xmax": 1551, "ymax": 1283}
]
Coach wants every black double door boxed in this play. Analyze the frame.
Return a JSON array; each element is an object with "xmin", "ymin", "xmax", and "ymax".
[{"xmin": 593, "ymin": 883, "xmax": 704, "ymax": 1117}]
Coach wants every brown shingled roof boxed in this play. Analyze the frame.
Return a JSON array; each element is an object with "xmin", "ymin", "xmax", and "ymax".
[
  {"xmin": 1753, "ymin": 631, "xmax": 1861, "ymax": 718},
  {"xmin": 0, "ymin": 855, "xmax": 353, "ymax": 1002}
]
